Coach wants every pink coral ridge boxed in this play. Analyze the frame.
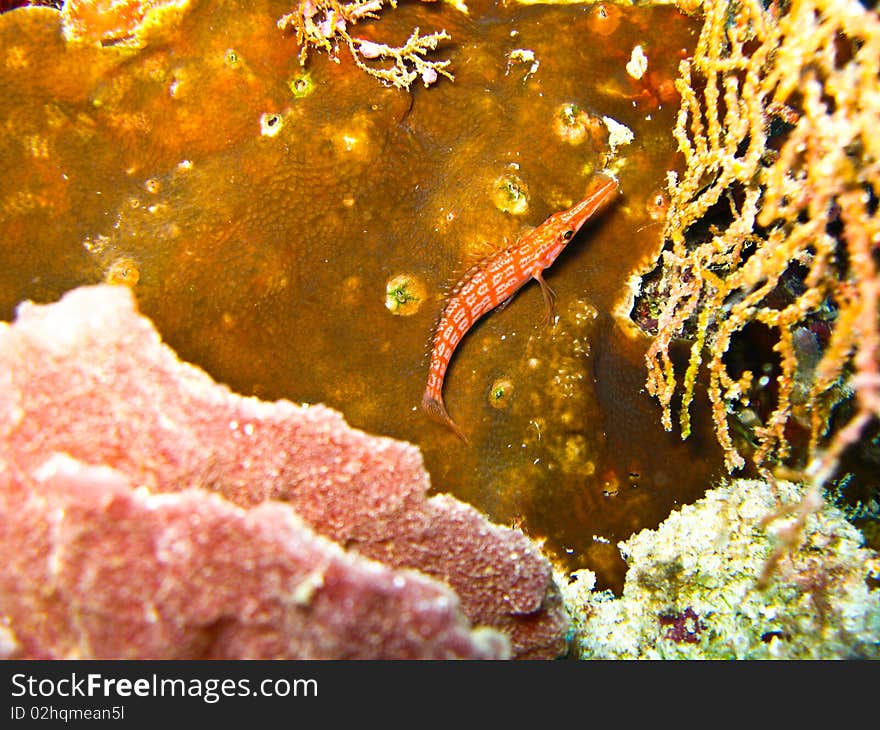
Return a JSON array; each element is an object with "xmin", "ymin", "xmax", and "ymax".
[
  {"xmin": 2, "ymin": 454, "xmax": 510, "ymax": 659},
  {"xmin": 0, "ymin": 285, "xmax": 566, "ymax": 659}
]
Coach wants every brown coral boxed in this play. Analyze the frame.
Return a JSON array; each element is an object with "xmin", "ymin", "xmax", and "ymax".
[
  {"xmin": 640, "ymin": 0, "xmax": 880, "ymax": 485},
  {"xmin": 0, "ymin": 0, "xmax": 718, "ymax": 590},
  {"xmin": 61, "ymin": 0, "xmax": 193, "ymax": 47}
]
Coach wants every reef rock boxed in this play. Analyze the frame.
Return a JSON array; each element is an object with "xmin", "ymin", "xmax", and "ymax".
[
  {"xmin": 0, "ymin": 285, "xmax": 566, "ymax": 658},
  {"xmin": 563, "ymin": 478, "xmax": 880, "ymax": 659}
]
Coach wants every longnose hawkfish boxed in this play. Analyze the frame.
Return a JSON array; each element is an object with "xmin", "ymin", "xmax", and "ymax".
[{"xmin": 422, "ymin": 174, "xmax": 619, "ymax": 442}]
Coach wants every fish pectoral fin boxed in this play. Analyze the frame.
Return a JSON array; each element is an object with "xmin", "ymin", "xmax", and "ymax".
[{"xmin": 532, "ymin": 271, "xmax": 557, "ymax": 326}]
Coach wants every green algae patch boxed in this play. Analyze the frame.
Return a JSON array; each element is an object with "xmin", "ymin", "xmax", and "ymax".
[{"xmin": 0, "ymin": 0, "xmax": 716, "ymax": 587}]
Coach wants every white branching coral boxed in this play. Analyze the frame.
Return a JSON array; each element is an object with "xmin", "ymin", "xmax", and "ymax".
[{"xmin": 277, "ymin": 0, "xmax": 454, "ymax": 90}]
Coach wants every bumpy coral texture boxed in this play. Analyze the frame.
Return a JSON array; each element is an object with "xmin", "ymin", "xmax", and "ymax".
[
  {"xmin": 0, "ymin": 285, "xmax": 566, "ymax": 658},
  {"xmin": 564, "ymin": 478, "xmax": 880, "ymax": 659},
  {"xmin": 1, "ymin": 453, "xmax": 509, "ymax": 659},
  {"xmin": 61, "ymin": 0, "xmax": 192, "ymax": 46}
]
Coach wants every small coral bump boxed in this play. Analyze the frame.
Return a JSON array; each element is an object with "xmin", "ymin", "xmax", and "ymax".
[
  {"xmin": 489, "ymin": 378, "xmax": 514, "ymax": 409},
  {"xmin": 385, "ymin": 274, "xmax": 426, "ymax": 315},
  {"xmin": 601, "ymin": 472, "xmax": 621, "ymax": 497},
  {"xmin": 104, "ymin": 258, "xmax": 140, "ymax": 288},
  {"xmin": 224, "ymin": 48, "xmax": 240, "ymax": 68},
  {"xmin": 491, "ymin": 173, "xmax": 529, "ymax": 216},
  {"xmin": 260, "ymin": 112, "xmax": 284, "ymax": 137},
  {"xmin": 82, "ymin": 234, "xmax": 109, "ymax": 255},
  {"xmin": 289, "ymin": 72, "xmax": 315, "ymax": 99},
  {"xmin": 586, "ymin": 3, "xmax": 621, "ymax": 37},
  {"xmin": 553, "ymin": 104, "xmax": 602, "ymax": 145},
  {"xmin": 645, "ymin": 189, "xmax": 669, "ymax": 220}
]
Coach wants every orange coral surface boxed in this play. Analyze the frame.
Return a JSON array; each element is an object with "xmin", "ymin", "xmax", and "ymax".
[{"xmin": 0, "ymin": 0, "xmax": 721, "ymax": 588}]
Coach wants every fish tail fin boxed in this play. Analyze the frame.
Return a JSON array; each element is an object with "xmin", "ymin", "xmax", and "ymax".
[{"xmin": 421, "ymin": 391, "xmax": 469, "ymax": 445}]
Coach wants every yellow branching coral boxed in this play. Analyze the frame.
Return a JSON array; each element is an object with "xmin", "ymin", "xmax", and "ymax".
[
  {"xmin": 277, "ymin": 0, "xmax": 454, "ymax": 89},
  {"xmin": 642, "ymin": 0, "xmax": 880, "ymax": 479}
]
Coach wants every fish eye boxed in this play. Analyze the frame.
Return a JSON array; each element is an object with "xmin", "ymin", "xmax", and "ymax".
[{"xmin": 563, "ymin": 230, "xmax": 574, "ymax": 241}]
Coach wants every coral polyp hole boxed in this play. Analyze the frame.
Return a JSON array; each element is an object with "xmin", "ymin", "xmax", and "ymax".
[
  {"xmin": 224, "ymin": 49, "xmax": 240, "ymax": 68},
  {"xmin": 646, "ymin": 190, "xmax": 669, "ymax": 219},
  {"xmin": 260, "ymin": 113, "xmax": 284, "ymax": 137},
  {"xmin": 553, "ymin": 103, "xmax": 600, "ymax": 146},
  {"xmin": 290, "ymin": 73, "xmax": 315, "ymax": 99}
]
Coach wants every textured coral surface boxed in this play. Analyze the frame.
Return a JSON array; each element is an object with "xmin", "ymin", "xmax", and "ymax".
[
  {"xmin": 1, "ymin": 453, "xmax": 510, "ymax": 659},
  {"xmin": 564, "ymin": 478, "xmax": 880, "ymax": 659},
  {"xmin": 0, "ymin": 285, "xmax": 565, "ymax": 658},
  {"xmin": 0, "ymin": 0, "xmax": 722, "ymax": 589}
]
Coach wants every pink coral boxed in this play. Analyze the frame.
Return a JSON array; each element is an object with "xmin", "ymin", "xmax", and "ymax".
[
  {"xmin": 0, "ymin": 454, "xmax": 508, "ymax": 659},
  {"xmin": 0, "ymin": 285, "xmax": 566, "ymax": 658}
]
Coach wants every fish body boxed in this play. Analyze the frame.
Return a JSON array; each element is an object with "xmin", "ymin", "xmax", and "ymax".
[{"xmin": 422, "ymin": 175, "xmax": 619, "ymax": 441}]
